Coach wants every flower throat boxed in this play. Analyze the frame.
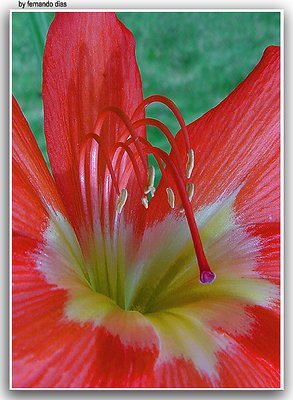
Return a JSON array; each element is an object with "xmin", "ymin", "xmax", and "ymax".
[{"xmin": 80, "ymin": 95, "xmax": 216, "ymax": 285}]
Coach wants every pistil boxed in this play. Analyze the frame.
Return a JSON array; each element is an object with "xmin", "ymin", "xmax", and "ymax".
[{"xmin": 133, "ymin": 136, "xmax": 216, "ymax": 284}]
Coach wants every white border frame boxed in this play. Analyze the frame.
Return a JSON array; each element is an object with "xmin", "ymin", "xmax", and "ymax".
[{"xmin": 9, "ymin": 8, "xmax": 284, "ymax": 391}]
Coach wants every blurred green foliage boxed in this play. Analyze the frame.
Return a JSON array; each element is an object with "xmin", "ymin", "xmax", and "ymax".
[
  {"xmin": 12, "ymin": 12, "xmax": 54, "ymax": 162},
  {"xmin": 12, "ymin": 11, "xmax": 280, "ymax": 167}
]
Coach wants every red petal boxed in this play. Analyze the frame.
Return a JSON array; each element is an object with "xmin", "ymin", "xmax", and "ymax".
[
  {"xmin": 237, "ymin": 305, "xmax": 280, "ymax": 376},
  {"xmin": 12, "ymin": 98, "xmax": 71, "ymax": 387},
  {"xmin": 86, "ymin": 327, "xmax": 159, "ymax": 388},
  {"xmin": 12, "ymin": 96, "xmax": 66, "ymax": 233},
  {"xmin": 171, "ymin": 46, "xmax": 280, "ymax": 225},
  {"xmin": 12, "ymin": 234, "xmax": 65, "ymax": 387},
  {"xmin": 13, "ymin": 235, "xmax": 98, "ymax": 389},
  {"xmin": 149, "ymin": 356, "xmax": 277, "ymax": 388},
  {"xmin": 13, "ymin": 265, "xmax": 159, "ymax": 389},
  {"xmin": 248, "ymin": 222, "xmax": 280, "ymax": 284},
  {"xmin": 145, "ymin": 315, "xmax": 280, "ymax": 388},
  {"xmin": 150, "ymin": 358, "xmax": 210, "ymax": 388},
  {"xmin": 43, "ymin": 12, "xmax": 145, "ymax": 231},
  {"xmin": 13, "ymin": 160, "xmax": 48, "ymax": 241},
  {"xmin": 216, "ymin": 334, "xmax": 280, "ymax": 388}
]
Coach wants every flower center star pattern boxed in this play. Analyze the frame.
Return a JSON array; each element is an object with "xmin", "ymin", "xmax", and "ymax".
[{"xmin": 12, "ymin": 12, "xmax": 280, "ymax": 388}]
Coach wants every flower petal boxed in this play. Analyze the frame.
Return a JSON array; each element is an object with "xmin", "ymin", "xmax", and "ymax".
[
  {"xmin": 43, "ymin": 12, "xmax": 145, "ymax": 231},
  {"xmin": 12, "ymin": 97, "xmax": 71, "ymax": 387},
  {"xmin": 233, "ymin": 304, "xmax": 280, "ymax": 376},
  {"xmin": 13, "ymin": 234, "xmax": 159, "ymax": 388},
  {"xmin": 248, "ymin": 222, "xmax": 280, "ymax": 284},
  {"xmin": 122, "ymin": 189, "xmax": 279, "ymax": 387},
  {"xmin": 12, "ymin": 96, "xmax": 65, "ymax": 226},
  {"xmin": 148, "ymin": 339, "xmax": 279, "ymax": 388},
  {"xmin": 216, "ymin": 334, "xmax": 280, "ymax": 388},
  {"xmin": 170, "ymin": 46, "xmax": 280, "ymax": 225}
]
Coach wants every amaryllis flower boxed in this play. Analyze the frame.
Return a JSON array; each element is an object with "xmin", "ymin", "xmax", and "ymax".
[{"xmin": 12, "ymin": 12, "xmax": 280, "ymax": 388}]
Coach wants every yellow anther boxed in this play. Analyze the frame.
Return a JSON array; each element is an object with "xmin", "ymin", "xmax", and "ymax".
[
  {"xmin": 186, "ymin": 149, "xmax": 194, "ymax": 179},
  {"xmin": 116, "ymin": 188, "xmax": 128, "ymax": 214},
  {"xmin": 149, "ymin": 187, "xmax": 156, "ymax": 197},
  {"xmin": 166, "ymin": 187, "xmax": 175, "ymax": 209},
  {"xmin": 144, "ymin": 165, "xmax": 156, "ymax": 196},
  {"xmin": 141, "ymin": 196, "xmax": 149, "ymax": 209},
  {"xmin": 147, "ymin": 165, "xmax": 155, "ymax": 188},
  {"xmin": 186, "ymin": 182, "xmax": 194, "ymax": 202}
]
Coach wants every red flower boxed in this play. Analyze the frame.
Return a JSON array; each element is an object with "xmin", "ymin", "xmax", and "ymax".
[{"xmin": 12, "ymin": 12, "xmax": 280, "ymax": 388}]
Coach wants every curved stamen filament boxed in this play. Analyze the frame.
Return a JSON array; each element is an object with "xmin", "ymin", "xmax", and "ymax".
[
  {"xmin": 132, "ymin": 117, "xmax": 185, "ymax": 178},
  {"xmin": 93, "ymin": 106, "xmax": 148, "ymax": 172},
  {"xmin": 123, "ymin": 136, "xmax": 165, "ymax": 209},
  {"xmin": 114, "ymin": 141, "xmax": 145, "ymax": 194},
  {"xmin": 80, "ymin": 134, "xmax": 120, "ymax": 195},
  {"xmin": 79, "ymin": 138, "xmax": 92, "ymax": 226},
  {"xmin": 132, "ymin": 95, "xmax": 190, "ymax": 152},
  {"xmin": 124, "ymin": 136, "xmax": 166, "ymax": 178}
]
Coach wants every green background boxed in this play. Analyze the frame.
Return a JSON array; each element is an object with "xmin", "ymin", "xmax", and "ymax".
[{"xmin": 12, "ymin": 11, "xmax": 280, "ymax": 166}]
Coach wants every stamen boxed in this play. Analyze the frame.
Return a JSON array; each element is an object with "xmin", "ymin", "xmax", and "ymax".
[
  {"xmin": 186, "ymin": 182, "xmax": 195, "ymax": 202},
  {"xmin": 149, "ymin": 187, "xmax": 156, "ymax": 198},
  {"xmin": 141, "ymin": 196, "xmax": 149, "ymax": 209},
  {"xmin": 116, "ymin": 188, "xmax": 128, "ymax": 214},
  {"xmin": 186, "ymin": 149, "xmax": 195, "ymax": 179},
  {"xmin": 115, "ymin": 141, "xmax": 145, "ymax": 194},
  {"xmin": 124, "ymin": 136, "xmax": 166, "ymax": 193},
  {"xmin": 93, "ymin": 106, "xmax": 148, "ymax": 172},
  {"xmin": 166, "ymin": 187, "xmax": 175, "ymax": 209},
  {"xmin": 79, "ymin": 138, "xmax": 92, "ymax": 226},
  {"xmin": 145, "ymin": 165, "xmax": 156, "ymax": 196},
  {"xmin": 132, "ymin": 95, "xmax": 191, "ymax": 152},
  {"xmin": 80, "ymin": 133, "xmax": 120, "ymax": 195},
  {"xmin": 133, "ymin": 118, "xmax": 185, "ymax": 177}
]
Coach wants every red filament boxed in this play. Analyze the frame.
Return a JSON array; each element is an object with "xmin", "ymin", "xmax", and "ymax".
[
  {"xmin": 133, "ymin": 118, "xmax": 186, "ymax": 178},
  {"xmin": 132, "ymin": 95, "xmax": 191, "ymax": 152},
  {"xmin": 80, "ymin": 133, "xmax": 120, "ymax": 194},
  {"xmin": 93, "ymin": 106, "xmax": 148, "ymax": 172},
  {"xmin": 114, "ymin": 141, "xmax": 145, "ymax": 193}
]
